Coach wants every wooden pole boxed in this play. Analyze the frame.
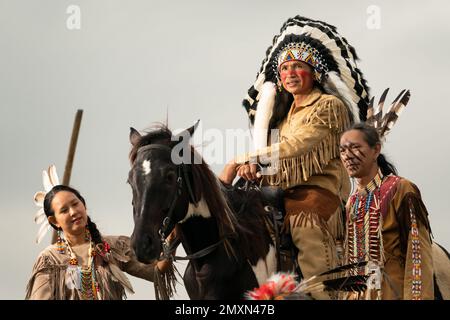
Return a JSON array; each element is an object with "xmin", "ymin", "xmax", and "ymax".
[
  {"xmin": 62, "ymin": 110, "xmax": 83, "ymax": 186},
  {"xmin": 51, "ymin": 109, "xmax": 83, "ymax": 244}
]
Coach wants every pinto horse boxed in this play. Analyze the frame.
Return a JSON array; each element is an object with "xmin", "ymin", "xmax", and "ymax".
[{"xmin": 127, "ymin": 123, "xmax": 277, "ymax": 299}]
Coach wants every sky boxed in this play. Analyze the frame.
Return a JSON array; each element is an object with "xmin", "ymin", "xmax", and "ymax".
[{"xmin": 1, "ymin": 0, "xmax": 449, "ymax": 300}]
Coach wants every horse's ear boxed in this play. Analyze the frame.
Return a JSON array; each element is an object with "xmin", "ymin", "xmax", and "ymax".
[
  {"xmin": 187, "ymin": 119, "xmax": 200, "ymax": 137},
  {"xmin": 172, "ymin": 120, "xmax": 200, "ymax": 142},
  {"xmin": 129, "ymin": 127, "xmax": 141, "ymax": 146}
]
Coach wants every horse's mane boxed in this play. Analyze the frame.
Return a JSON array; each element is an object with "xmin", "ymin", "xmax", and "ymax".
[
  {"xmin": 224, "ymin": 185, "xmax": 274, "ymax": 263},
  {"xmin": 129, "ymin": 123, "xmax": 172, "ymax": 164},
  {"xmin": 190, "ymin": 157, "xmax": 271, "ymax": 261}
]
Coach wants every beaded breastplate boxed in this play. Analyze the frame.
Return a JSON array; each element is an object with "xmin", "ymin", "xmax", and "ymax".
[{"xmin": 346, "ymin": 172, "xmax": 400, "ymax": 267}]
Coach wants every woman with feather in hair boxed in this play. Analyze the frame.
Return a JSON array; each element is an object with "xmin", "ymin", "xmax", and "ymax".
[
  {"xmin": 219, "ymin": 16, "xmax": 371, "ymax": 299},
  {"xmin": 26, "ymin": 166, "xmax": 175, "ymax": 300}
]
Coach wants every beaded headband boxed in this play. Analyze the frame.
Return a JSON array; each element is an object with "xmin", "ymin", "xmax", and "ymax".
[
  {"xmin": 33, "ymin": 165, "xmax": 61, "ymax": 244},
  {"xmin": 275, "ymin": 42, "xmax": 329, "ymax": 82}
]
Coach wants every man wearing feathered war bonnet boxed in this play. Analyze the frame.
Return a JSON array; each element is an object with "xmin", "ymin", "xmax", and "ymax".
[{"xmin": 220, "ymin": 16, "xmax": 371, "ymax": 299}]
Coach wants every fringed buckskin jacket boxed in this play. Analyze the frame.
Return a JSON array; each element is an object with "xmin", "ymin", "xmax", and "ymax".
[
  {"xmin": 235, "ymin": 88, "xmax": 351, "ymax": 234},
  {"xmin": 235, "ymin": 87, "xmax": 351, "ymax": 197},
  {"xmin": 25, "ymin": 235, "xmax": 157, "ymax": 300},
  {"xmin": 344, "ymin": 172, "xmax": 434, "ymax": 300}
]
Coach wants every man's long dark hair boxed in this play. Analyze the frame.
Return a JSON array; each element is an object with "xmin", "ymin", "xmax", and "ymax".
[
  {"xmin": 349, "ymin": 123, "xmax": 398, "ymax": 176},
  {"xmin": 268, "ymin": 88, "xmax": 294, "ymax": 130}
]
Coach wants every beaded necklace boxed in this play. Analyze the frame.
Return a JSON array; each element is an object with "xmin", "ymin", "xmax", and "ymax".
[
  {"xmin": 347, "ymin": 171, "xmax": 384, "ymax": 272},
  {"xmin": 64, "ymin": 237, "xmax": 100, "ymax": 300}
]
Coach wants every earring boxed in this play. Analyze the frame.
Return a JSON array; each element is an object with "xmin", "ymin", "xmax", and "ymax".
[{"xmin": 56, "ymin": 229, "xmax": 65, "ymax": 254}]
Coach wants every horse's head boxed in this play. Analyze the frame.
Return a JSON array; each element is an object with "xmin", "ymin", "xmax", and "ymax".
[{"xmin": 127, "ymin": 123, "xmax": 199, "ymax": 263}]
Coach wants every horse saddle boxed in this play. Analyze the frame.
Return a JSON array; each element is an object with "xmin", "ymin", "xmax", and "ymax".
[
  {"xmin": 230, "ymin": 178, "xmax": 300, "ymax": 275},
  {"xmin": 259, "ymin": 186, "xmax": 285, "ymax": 215},
  {"xmin": 233, "ymin": 178, "xmax": 286, "ymax": 214}
]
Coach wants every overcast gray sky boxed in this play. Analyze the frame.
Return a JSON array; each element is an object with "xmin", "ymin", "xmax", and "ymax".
[{"xmin": 1, "ymin": 0, "xmax": 449, "ymax": 300}]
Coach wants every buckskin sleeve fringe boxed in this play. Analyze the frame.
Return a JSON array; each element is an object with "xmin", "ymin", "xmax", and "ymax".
[{"xmin": 154, "ymin": 263, "xmax": 179, "ymax": 300}]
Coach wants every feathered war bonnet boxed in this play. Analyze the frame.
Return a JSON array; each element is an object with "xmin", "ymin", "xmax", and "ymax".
[{"xmin": 243, "ymin": 16, "xmax": 371, "ymax": 150}]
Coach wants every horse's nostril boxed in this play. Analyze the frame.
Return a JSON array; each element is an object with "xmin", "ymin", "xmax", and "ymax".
[
  {"xmin": 138, "ymin": 234, "xmax": 156, "ymax": 257},
  {"xmin": 166, "ymin": 171, "xmax": 176, "ymax": 183},
  {"xmin": 142, "ymin": 240, "xmax": 153, "ymax": 252}
]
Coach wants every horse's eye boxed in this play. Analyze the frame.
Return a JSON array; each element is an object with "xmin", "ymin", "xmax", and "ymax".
[{"xmin": 166, "ymin": 171, "xmax": 177, "ymax": 184}]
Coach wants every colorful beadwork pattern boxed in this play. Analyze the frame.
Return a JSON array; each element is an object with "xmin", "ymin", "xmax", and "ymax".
[
  {"xmin": 347, "ymin": 171, "xmax": 384, "ymax": 276},
  {"xmin": 409, "ymin": 198, "xmax": 422, "ymax": 300}
]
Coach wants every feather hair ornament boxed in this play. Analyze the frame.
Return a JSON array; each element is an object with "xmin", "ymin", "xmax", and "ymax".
[
  {"xmin": 366, "ymin": 88, "xmax": 411, "ymax": 139},
  {"xmin": 33, "ymin": 165, "xmax": 61, "ymax": 244}
]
